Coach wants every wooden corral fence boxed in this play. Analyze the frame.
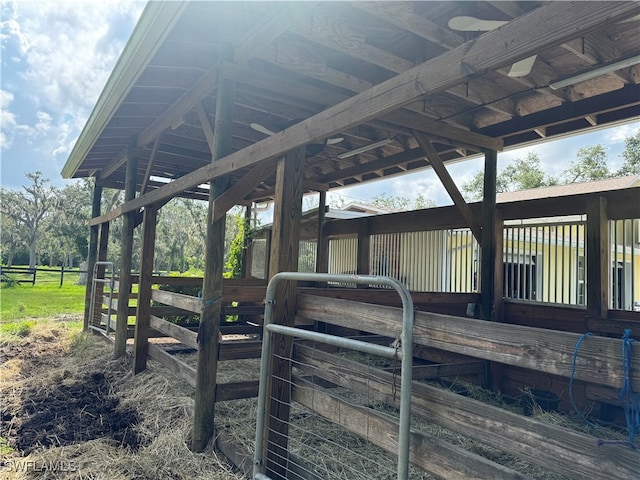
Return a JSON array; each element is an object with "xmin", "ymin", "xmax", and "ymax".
[
  {"xmin": 88, "ymin": 276, "xmax": 267, "ymax": 401},
  {"xmin": 281, "ymin": 292, "xmax": 639, "ymax": 479}
]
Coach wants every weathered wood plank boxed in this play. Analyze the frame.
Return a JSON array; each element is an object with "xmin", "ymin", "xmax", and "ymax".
[
  {"xmin": 294, "ymin": 345, "xmax": 640, "ymax": 480},
  {"xmin": 151, "ymin": 289, "xmax": 202, "ymax": 314},
  {"xmin": 296, "ymin": 294, "xmax": 640, "ymax": 391},
  {"xmin": 264, "ymin": 146, "xmax": 306, "ymax": 480},
  {"xmin": 215, "ymin": 380, "xmax": 259, "ymax": 402},
  {"xmin": 292, "ymin": 377, "xmax": 529, "ymax": 480},
  {"xmin": 192, "ymin": 65, "xmax": 235, "ymax": 452},
  {"xmin": 148, "ymin": 343, "xmax": 196, "ymax": 387},
  {"xmin": 383, "ymin": 361, "xmax": 485, "ymax": 381},
  {"xmin": 219, "ymin": 340, "xmax": 263, "ymax": 361},
  {"xmin": 150, "ymin": 315, "xmax": 198, "ymax": 349},
  {"xmin": 133, "ymin": 204, "xmax": 157, "ymax": 374},
  {"xmin": 586, "ymin": 197, "xmax": 609, "ymax": 319},
  {"xmin": 212, "ymin": 158, "xmax": 277, "ymax": 222},
  {"xmin": 413, "ymin": 131, "xmax": 481, "ymax": 241}
]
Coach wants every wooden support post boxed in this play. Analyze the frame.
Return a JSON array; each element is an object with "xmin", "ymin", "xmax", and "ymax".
[
  {"xmin": 84, "ymin": 179, "xmax": 102, "ymax": 330},
  {"xmin": 356, "ymin": 218, "xmax": 370, "ymax": 287},
  {"xmin": 315, "ymin": 191, "xmax": 328, "ymax": 280},
  {"xmin": 586, "ymin": 197, "xmax": 609, "ymax": 319},
  {"xmin": 264, "ymin": 231, "xmax": 272, "ymax": 280},
  {"xmin": 191, "ymin": 67, "xmax": 236, "ymax": 453},
  {"xmin": 493, "ymin": 209, "xmax": 505, "ymax": 323},
  {"xmin": 133, "ymin": 204, "xmax": 158, "ymax": 374},
  {"xmin": 264, "ymin": 147, "xmax": 305, "ymax": 480},
  {"xmin": 115, "ymin": 153, "xmax": 138, "ymax": 358},
  {"xmin": 93, "ymin": 222, "xmax": 110, "ymax": 326},
  {"xmin": 241, "ymin": 205, "xmax": 252, "ymax": 278},
  {"xmin": 480, "ymin": 150, "xmax": 497, "ymax": 321}
]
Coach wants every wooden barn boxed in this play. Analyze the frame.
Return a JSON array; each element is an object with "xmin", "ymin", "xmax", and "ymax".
[{"xmin": 62, "ymin": 2, "xmax": 640, "ymax": 478}]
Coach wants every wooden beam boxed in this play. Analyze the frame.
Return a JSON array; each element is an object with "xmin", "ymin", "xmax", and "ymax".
[
  {"xmin": 586, "ymin": 197, "xmax": 609, "ymax": 319},
  {"xmin": 480, "ymin": 149, "xmax": 498, "ymax": 321},
  {"xmin": 212, "ymin": 158, "xmax": 277, "ymax": 222},
  {"xmin": 263, "ymin": 147, "xmax": 305, "ymax": 480},
  {"xmin": 292, "ymin": 377, "xmax": 527, "ymax": 480},
  {"xmin": 413, "ymin": 131, "xmax": 482, "ymax": 241},
  {"xmin": 351, "ymin": 1, "xmax": 464, "ymax": 50},
  {"xmin": 296, "ymin": 294, "xmax": 640, "ymax": 391},
  {"xmin": 140, "ymin": 136, "xmax": 161, "ymax": 194},
  {"xmin": 233, "ymin": 3, "xmax": 296, "ymax": 65},
  {"xmin": 385, "ymin": 110, "xmax": 503, "ymax": 152},
  {"xmin": 99, "ymin": 1, "xmax": 639, "ymax": 220},
  {"xmin": 100, "ymin": 149, "xmax": 128, "ymax": 180},
  {"xmin": 290, "ymin": 9, "xmax": 414, "ymax": 74},
  {"xmin": 148, "ymin": 343, "xmax": 196, "ymax": 387},
  {"xmin": 115, "ymin": 153, "xmax": 138, "ymax": 359},
  {"xmin": 150, "ymin": 315, "xmax": 198, "ymax": 349},
  {"xmin": 315, "ymin": 191, "xmax": 327, "ymax": 275},
  {"xmin": 293, "ymin": 345, "xmax": 640, "ymax": 480},
  {"xmin": 133, "ymin": 203, "xmax": 158, "ymax": 374},
  {"xmin": 192, "ymin": 66, "xmax": 235, "ymax": 453},
  {"xmin": 245, "ymin": 179, "xmax": 329, "ymax": 202}
]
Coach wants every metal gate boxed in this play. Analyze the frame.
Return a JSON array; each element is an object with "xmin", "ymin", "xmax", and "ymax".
[{"xmin": 254, "ymin": 272, "xmax": 415, "ymax": 480}]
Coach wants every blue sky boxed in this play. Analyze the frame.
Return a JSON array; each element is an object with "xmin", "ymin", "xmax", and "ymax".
[{"xmin": 1, "ymin": 1, "xmax": 638, "ymax": 207}]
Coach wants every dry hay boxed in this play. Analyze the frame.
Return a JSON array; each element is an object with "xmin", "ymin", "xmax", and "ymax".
[
  {"xmin": 4, "ymin": 322, "xmax": 634, "ymax": 480},
  {"xmin": 215, "ymin": 347, "xmax": 633, "ymax": 480},
  {"xmin": 0, "ymin": 318, "xmax": 243, "ymax": 480}
]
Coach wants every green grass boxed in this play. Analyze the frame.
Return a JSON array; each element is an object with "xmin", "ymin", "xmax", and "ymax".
[{"xmin": 1, "ymin": 283, "xmax": 86, "ymax": 320}]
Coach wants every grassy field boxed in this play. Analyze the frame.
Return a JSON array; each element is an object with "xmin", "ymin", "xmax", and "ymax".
[{"xmin": 1, "ymin": 275, "xmax": 86, "ymax": 321}]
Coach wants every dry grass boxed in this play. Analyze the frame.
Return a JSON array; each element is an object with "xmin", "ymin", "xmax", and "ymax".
[
  {"xmin": 0, "ymin": 317, "xmax": 243, "ymax": 480},
  {"xmin": 3, "ymin": 322, "xmax": 634, "ymax": 480}
]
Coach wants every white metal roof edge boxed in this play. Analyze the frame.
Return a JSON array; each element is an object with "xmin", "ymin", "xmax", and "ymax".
[{"xmin": 61, "ymin": 1, "xmax": 188, "ymax": 179}]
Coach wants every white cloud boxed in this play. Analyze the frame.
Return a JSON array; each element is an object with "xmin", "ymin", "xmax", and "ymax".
[
  {"xmin": 0, "ymin": 89, "xmax": 17, "ymax": 148},
  {"xmin": 604, "ymin": 123, "xmax": 640, "ymax": 143},
  {"xmin": 1, "ymin": 0, "xmax": 144, "ymax": 179}
]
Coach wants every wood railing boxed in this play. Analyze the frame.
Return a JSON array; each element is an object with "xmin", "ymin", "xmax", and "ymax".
[{"xmin": 294, "ymin": 293, "xmax": 640, "ymax": 479}]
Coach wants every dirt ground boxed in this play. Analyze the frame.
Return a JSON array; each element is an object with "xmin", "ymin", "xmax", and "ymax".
[{"xmin": 0, "ymin": 317, "xmax": 244, "ymax": 480}]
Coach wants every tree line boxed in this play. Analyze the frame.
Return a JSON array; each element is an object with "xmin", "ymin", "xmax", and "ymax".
[
  {"xmin": 462, "ymin": 131, "xmax": 640, "ymax": 200},
  {"xmin": 0, "ymin": 172, "xmax": 244, "ymax": 273},
  {"xmin": 1, "ymin": 132, "xmax": 638, "ymax": 270}
]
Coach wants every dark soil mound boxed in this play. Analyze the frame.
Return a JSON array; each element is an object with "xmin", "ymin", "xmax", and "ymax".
[{"xmin": 4, "ymin": 371, "xmax": 140, "ymax": 455}]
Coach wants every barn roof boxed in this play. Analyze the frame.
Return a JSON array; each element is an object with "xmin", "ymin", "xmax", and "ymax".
[{"xmin": 62, "ymin": 1, "xmax": 640, "ymax": 203}]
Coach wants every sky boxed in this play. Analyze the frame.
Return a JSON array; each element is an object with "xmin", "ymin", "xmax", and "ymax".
[{"xmin": 1, "ymin": 1, "xmax": 638, "ymax": 207}]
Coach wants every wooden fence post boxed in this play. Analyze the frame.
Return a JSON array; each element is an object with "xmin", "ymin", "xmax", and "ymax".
[
  {"xmin": 192, "ymin": 63, "xmax": 236, "ymax": 453},
  {"xmin": 586, "ymin": 196, "xmax": 609, "ymax": 319},
  {"xmin": 263, "ymin": 146, "xmax": 305, "ymax": 480},
  {"xmin": 480, "ymin": 149, "xmax": 497, "ymax": 321},
  {"xmin": 133, "ymin": 204, "xmax": 158, "ymax": 374},
  {"xmin": 115, "ymin": 151, "xmax": 138, "ymax": 359}
]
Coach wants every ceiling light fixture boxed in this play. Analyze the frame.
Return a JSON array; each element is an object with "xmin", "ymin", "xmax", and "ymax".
[
  {"xmin": 549, "ymin": 55, "xmax": 640, "ymax": 90},
  {"xmin": 337, "ymin": 138, "xmax": 394, "ymax": 159}
]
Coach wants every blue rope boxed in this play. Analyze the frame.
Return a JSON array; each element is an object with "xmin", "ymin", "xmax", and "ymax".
[
  {"xmin": 617, "ymin": 329, "xmax": 638, "ymax": 448},
  {"xmin": 196, "ymin": 290, "xmax": 223, "ymax": 346},
  {"xmin": 569, "ymin": 332, "xmax": 596, "ymax": 430}
]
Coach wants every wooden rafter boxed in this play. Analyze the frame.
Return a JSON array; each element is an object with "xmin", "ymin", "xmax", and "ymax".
[
  {"xmin": 413, "ymin": 131, "xmax": 482, "ymax": 241},
  {"xmin": 89, "ymin": 1, "xmax": 639, "ymax": 224}
]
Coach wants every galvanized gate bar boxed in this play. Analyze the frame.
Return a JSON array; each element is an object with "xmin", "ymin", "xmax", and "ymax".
[
  {"xmin": 88, "ymin": 261, "xmax": 116, "ymax": 335},
  {"xmin": 254, "ymin": 272, "xmax": 414, "ymax": 480}
]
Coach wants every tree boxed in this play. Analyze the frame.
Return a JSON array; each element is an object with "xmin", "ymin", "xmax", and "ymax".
[
  {"xmin": 561, "ymin": 145, "xmax": 610, "ymax": 183},
  {"xmin": 616, "ymin": 130, "xmax": 640, "ymax": 176},
  {"xmin": 462, "ymin": 153, "xmax": 555, "ymax": 201},
  {"xmin": 371, "ymin": 192, "xmax": 435, "ymax": 210},
  {"xmin": 0, "ymin": 171, "xmax": 58, "ymax": 268}
]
